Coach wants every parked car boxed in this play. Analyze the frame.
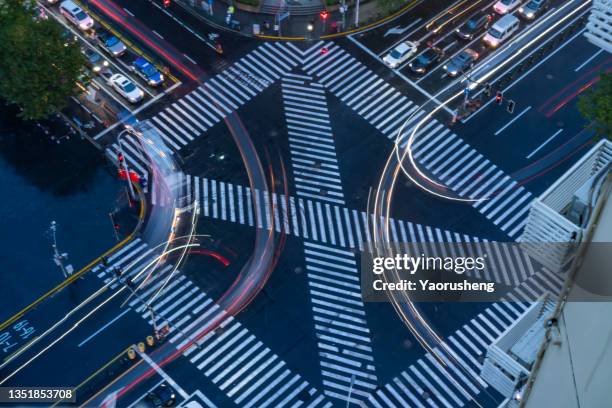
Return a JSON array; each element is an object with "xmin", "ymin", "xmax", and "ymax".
[
  {"xmin": 493, "ymin": 0, "xmax": 522, "ymax": 14},
  {"xmin": 82, "ymin": 48, "xmax": 109, "ymax": 74},
  {"xmin": 108, "ymin": 74, "xmax": 144, "ymax": 103},
  {"xmin": 146, "ymin": 383, "xmax": 176, "ymax": 407},
  {"xmin": 409, "ymin": 47, "xmax": 443, "ymax": 75},
  {"xmin": 382, "ymin": 41, "xmax": 418, "ymax": 68},
  {"xmin": 131, "ymin": 57, "xmax": 164, "ymax": 86},
  {"xmin": 518, "ymin": 0, "xmax": 549, "ymax": 20},
  {"xmin": 456, "ymin": 12, "xmax": 493, "ymax": 40},
  {"xmin": 444, "ymin": 48, "xmax": 479, "ymax": 77},
  {"xmin": 483, "ymin": 14, "xmax": 520, "ymax": 48},
  {"xmin": 59, "ymin": 0, "xmax": 94, "ymax": 31},
  {"xmin": 95, "ymin": 28, "xmax": 127, "ymax": 57}
]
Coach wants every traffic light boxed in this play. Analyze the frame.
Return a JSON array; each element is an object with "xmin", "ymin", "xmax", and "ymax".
[
  {"xmin": 163, "ymin": 0, "xmax": 170, "ymax": 8},
  {"xmin": 507, "ymin": 100, "xmax": 515, "ymax": 114},
  {"xmin": 320, "ymin": 10, "xmax": 329, "ymax": 20},
  {"xmin": 495, "ymin": 91, "xmax": 503, "ymax": 105},
  {"xmin": 484, "ymin": 83, "xmax": 492, "ymax": 97}
]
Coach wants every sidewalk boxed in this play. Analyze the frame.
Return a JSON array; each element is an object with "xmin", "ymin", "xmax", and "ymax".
[{"xmin": 176, "ymin": 0, "xmax": 382, "ymax": 38}]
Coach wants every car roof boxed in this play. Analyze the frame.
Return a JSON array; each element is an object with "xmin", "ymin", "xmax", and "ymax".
[
  {"xmin": 134, "ymin": 57, "xmax": 150, "ymax": 66},
  {"xmin": 493, "ymin": 13, "xmax": 519, "ymax": 29}
]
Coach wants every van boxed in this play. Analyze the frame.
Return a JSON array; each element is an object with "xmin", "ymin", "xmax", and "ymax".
[
  {"xmin": 59, "ymin": 0, "xmax": 94, "ymax": 31},
  {"xmin": 483, "ymin": 14, "xmax": 519, "ymax": 48}
]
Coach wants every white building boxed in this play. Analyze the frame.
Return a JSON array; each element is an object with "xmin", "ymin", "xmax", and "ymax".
[
  {"xmin": 585, "ymin": 0, "xmax": 612, "ymax": 53},
  {"xmin": 519, "ymin": 139, "xmax": 612, "ymax": 272}
]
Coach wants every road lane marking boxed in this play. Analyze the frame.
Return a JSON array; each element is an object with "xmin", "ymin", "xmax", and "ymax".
[
  {"xmin": 494, "ymin": 106, "xmax": 531, "ymax": 135},
  {"xmin": 122, "ymin": 7, "xmax": 134, "ymax": 17},
  {"xmin": 152, "ymin": 30, "xmax": 164, "ymax": 39},
  {"xmin": 183, "ymin": 53, "xmax": 197, "ymax": 65},
  {"xmin": 135, "ymin": 347, "xmax": 190, "ymax": 399},
  {"xmin": 526, "ymin": 128, "xmax": 563, "ymax": 159},
  {"xmin": 462, "ymin": 27, "xmax": 586, "ymax": 124},
  {"xmin": 77, "ymin": 309, "xmax": 131, "ymax": 347},
  {"xmin": 575, "ymin": 49, "xmax": 604, "ymax": 72}
]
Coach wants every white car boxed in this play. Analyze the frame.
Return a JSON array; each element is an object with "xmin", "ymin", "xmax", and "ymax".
[
  {"xmin": 493, "ymin": 0, "xmax": 522, "ymax": 14},
  {"xmin": 59, "ymin": 0, "xmax": 94, "ymax": 31},
  {"xmin": 108, "ymin": 74, "xmax": 144, "ymax": 103},
  {"xmin": 382, "ymin": 41, "xmax": 418, "ymax": 68}
]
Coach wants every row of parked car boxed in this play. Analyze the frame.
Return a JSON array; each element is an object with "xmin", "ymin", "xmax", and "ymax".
[
  {"xmin": 382, "ymin": 0, "xmax": 550, "ymax": 75},
  {"xmin": 47, "ymin": 0, "xmax": 165, "ymax": 104}
]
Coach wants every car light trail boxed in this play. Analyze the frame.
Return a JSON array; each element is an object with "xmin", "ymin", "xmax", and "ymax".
[{"xmin": 87, "ymin": 0, "xmax": 201, "ymax": 81}]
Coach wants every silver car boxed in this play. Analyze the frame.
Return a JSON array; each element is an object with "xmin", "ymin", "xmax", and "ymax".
[{"xmin": 444, "ymin": 48, "xmax": 479, "ymax": 77}]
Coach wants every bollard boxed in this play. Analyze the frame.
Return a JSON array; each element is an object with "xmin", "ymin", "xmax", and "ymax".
[
  {"xmin": 127, "ymin": 347, "xmax": 136, "ymax": 360},
  {"xmin": 138, "ymin": 342, "xmax": 145, "ymax": 353},
  {"xmin": 146, "ymin": 335, "xmax": 155, "ymax": 347}
]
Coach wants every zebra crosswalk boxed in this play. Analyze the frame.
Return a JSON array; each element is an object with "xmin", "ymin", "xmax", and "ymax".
[
  {"xmin": 282, "ymin": 73, "xmax": 345, "ymax": 205},
  {"xmin": 184, "ymin": 176, "xmax": 537, "ymax": 287},
  {"xmin": 367, "ymin": 266, "xmax": 564, "ymax": 408},
  {"xmin": 300, "ymin": 41, "xmax": 533, "ymax": 239},
  {"xmin": 102, "ymin": 133, "xmax": 541, "ymax": 290},
  {"xmin": 93, "ymin": 239, "xmax": 332, "ymax": 408},
  {"xmin": 304, "ymin": 241, "xmax": 377, "ymax": 404},
  {"xmin": 142, "ymin": 42, "xmax": 302, "ymax": 150}
]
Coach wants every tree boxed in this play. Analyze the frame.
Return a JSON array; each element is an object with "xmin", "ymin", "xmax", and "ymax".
[
  {"xmin": 376, "ymin": 0, "xmax": 406, "ymax": 15},
  {"xmin": 578, "ymin": 72, "xmax": 612, "ymax": 140},
  {"xmin": 0, "ymin": 0, "xmax": 86, "ymax": 120}
]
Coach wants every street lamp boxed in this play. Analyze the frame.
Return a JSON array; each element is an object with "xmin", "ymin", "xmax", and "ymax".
[
  {"xmin": 49, "ymin": 221, "xmax": 74, "ymax": 278},
  {"xmin": 307, "ymin": 22, "xmax": 314, "ymax": 32}
]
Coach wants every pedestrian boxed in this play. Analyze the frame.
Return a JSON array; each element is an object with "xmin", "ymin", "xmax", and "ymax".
[
  {"xmin": 263, "ymin": 20, "xmax": 270, "ymax": 31},
  {"xmin": 114, "ymin": 267, "xmax": 123, "ymax": 278}
]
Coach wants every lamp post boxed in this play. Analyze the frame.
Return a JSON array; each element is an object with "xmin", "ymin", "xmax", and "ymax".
[{"xmin": 49, "ymin": 221, "xmax": 73, "ymax": 278}]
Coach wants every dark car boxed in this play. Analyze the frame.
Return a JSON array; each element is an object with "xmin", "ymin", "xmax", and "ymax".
[
  {"xmin": 518, "ymin": 0, "xmax": 549, "ymax": 20},
  {"xmin": 131, "ymin": 57, "xmax": 164, "ymax": 86},
  {"xmin": 95, "ymin": 28, "xmax": 127, "ymax": 57},
  {"xmin": 146, "ymin": 383, "xmax": 176, "ymax": 407},
  {"xmin": 444, "ymin": 48, "xmax": 479, "ymax": 77},
  {"xmin": 456, "ymin": 12, "xmax": 492, "ymax": 40},
  {"xmin": 409, "ymin": 48, "xmax": 443, "ymax": 75},
  {"xmin": 82, "ymin": 47, "xmax": 109, "ymax": 74}
]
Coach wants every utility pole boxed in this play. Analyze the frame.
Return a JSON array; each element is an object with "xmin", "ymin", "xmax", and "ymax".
[
  {"xmin": 354, "ymin": 0, "xmax": 360, "ymax": 27},
  {"xmin": 340, "ymin": 0, "xmax": 347, "ymax": 30},
  {"xmin": 49, "ymin": 221, "xmax": 73, "ymax": 278}
]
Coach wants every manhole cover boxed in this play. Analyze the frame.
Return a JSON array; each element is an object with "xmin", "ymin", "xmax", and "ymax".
[
  {"xmin": 294, "ymin": 266, "xmax": 303, "ymax": 274},
  {"xmin": 546, "ymin": 74, "xmax": 554, "ymax": 80}
]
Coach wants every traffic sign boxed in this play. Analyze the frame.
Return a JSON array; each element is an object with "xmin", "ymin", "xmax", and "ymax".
[{"xmin": 278, "ymin": 11, "xmax": 290, "ymax": 21}]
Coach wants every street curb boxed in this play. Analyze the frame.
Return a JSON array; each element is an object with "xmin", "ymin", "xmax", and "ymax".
[{"xmin": 0, "ymin": 184, "xmax": 147, "ymax": 334}]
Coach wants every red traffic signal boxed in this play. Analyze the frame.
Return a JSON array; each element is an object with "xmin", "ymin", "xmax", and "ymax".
[
  {"xmin": 118, "ymin": 169, "xmax": 141, "ymax": 183},
  {"xmin": 117, "ymin": 153, "xmax": 124, "ymax": 163},
  {"xmin": 495, "ymin": 91, "xmax": 503, "ymax": 105},
  {"xmin": 319, "ymin": 10, "xmax": 328, "ymax": 20},
  {"xmin": 163, "ymin": 0, "xmax": 170, "ymax": 8}
]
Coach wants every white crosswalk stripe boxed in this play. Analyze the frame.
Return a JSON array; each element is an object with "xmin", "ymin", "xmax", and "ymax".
[
  {"xmin": 191, "ymin": 177, "xmax": 539, "ymax": 287},
  {"xmin": 282, "ymin": 74, "xmax": 344, "ymax": 205},
  {"xmin": 303, "ymin": 241, "xmax": 377, "ymax": 404},
  {"xmin": 92, "ymin": 239, "xmax": 330, "ymax": 408},
  {"xmin": 143, "ymin": 43, "xmax": 300, "ymax": 150},
  {"xmin": 300, "ymin": 42, "xmax": 533, "ymax": 239},
  {"xmin": 366, "ymin": 263, "xmax": 563, "ymax": 407}
]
